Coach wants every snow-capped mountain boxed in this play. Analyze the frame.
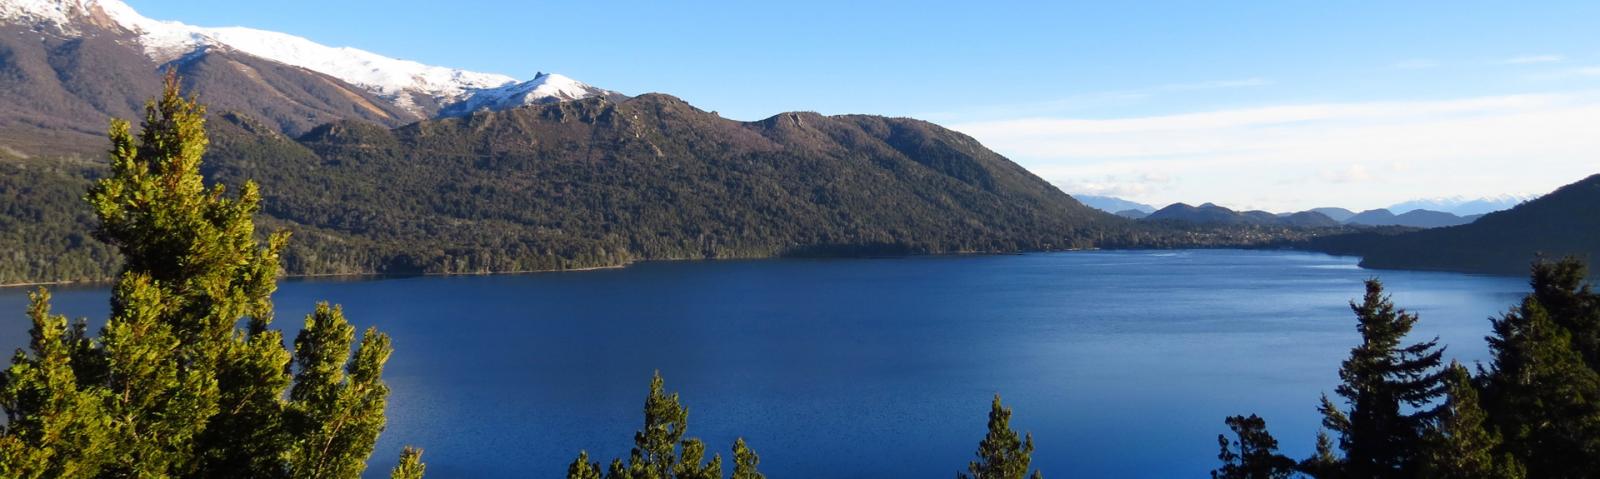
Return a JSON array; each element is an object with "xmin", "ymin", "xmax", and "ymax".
[
  {"xmin": 1387, "ymin": 194, "xmax": 1539, "ymax": 217},
  {"xmin": 0, "ymin": 0, "xmax": 611, "ymax": 116}
]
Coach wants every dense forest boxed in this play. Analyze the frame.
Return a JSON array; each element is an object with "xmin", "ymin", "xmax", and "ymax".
[{"xmin": 0, "ymin": 90, "xmax": 1366, "ymax": 285}]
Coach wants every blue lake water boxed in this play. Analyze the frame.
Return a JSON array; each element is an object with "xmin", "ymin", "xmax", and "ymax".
[{"xmin": 0, "ymin": 250, "xmax": 1529, "ymax": 478}]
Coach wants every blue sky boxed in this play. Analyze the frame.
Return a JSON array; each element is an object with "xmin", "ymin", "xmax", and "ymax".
[{"xmin": 127, "ymin": 0, "xmax": 1600, "ymax": 211}]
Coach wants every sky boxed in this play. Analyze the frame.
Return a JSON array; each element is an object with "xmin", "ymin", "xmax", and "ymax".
[{"xmin": 125, "ymin": 0, "xmax": 1600, "ymax": 212}]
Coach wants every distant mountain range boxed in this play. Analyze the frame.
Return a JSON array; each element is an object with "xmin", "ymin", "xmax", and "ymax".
[
  {"xmin": 1306, "ymin": 174, "xmax": 1600, "ymax": 274},
  {"xmin": 1074, "ymin": 195, "xmax": 1157, "ymax": 214},
  {"xmin": 1080, "ymin": 195, "xmax": 1494, "ymax": 229},
  {"xmin": 1141, "ymin": 203, "xmax": 1342, "ymax": 228},
  {"xmin": 1343, "ymin": 209, "xmax": 1476, "ymax": 228},
  {"xmin": 1387, "ymin": 194, "xmax": 1538, "ymax": 217},
  {"xmin": 1309, "ymin": 207, "xmax": 1356, "ymax": 222}
]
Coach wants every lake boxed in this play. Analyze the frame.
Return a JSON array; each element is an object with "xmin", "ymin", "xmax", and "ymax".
[{"xmin": 0, "ymin": 250, "xmax": 1529, "ymax": 478}]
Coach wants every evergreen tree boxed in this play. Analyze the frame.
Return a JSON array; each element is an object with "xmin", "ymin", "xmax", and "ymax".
[
  {"xmin": 1318, "ymin": 279, "xmax": 1446, "ymax": 478},
  {"xmin": 1297, "ymin": 430, "xmax": 1343, "ymax": 479},
  {"xmin": 673, "ymin": 439, "xmax": 721, "ymax": 479},
  {"xmin": 566, "ymin": 451, "xmax": 603, "ymax": 479},
  {"xmin": 1417, "ymin": 362, "xmax": 1523, "ymax": 479},
  {"xmin": 284, "ymin": 304, "xmax": 395, "ymax": 479},
  {"xmin": 581, "ymin": 372, "xmax": 729, "ymax": 479},
  {"xmin": 730, "ymin": 438, "xmax": 765, "ymax": 479},
  {"xmin": 0, "ymin": 74, "xmax": 420, "ymax": 478},
  {"xmin": 0, "ymin": 291, "xmax": 112, "ymax": 479},
  {"xmin": 628, "ymin": 371, "xmax": 691, "ymax": 478},
  {"xmin": 1210, "ymin": 414, "xmax": 1295, "ymax": 479},
  {"xmin": 389, "ymin": 447, "xmax": 426, "ymax": 479},
  {"xmin": 959, "ymin": 394, "xmax": 1043, "ymax": 479},
  {"xmin": 1525, "ymin": 258, "xmax": 1600, "ymax": 370},
  {"xmin": 1482, "ymin": 296, "xmax": 1600, "ymax": 478}
]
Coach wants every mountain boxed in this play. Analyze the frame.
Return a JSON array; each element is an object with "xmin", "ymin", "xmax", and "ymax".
[
  {"xmin": 1142, "ymin": 202, "xmax": 1338, "ymax": 227},
  {"xmin": 1344, "ymin": 208, "xmax": 1473, "ymax": 228},
  {"xmin": 0, "ymin": 94, "xmax": 1127, "ymax": 283},
  {"xmin": 1306, "ymin": 174, "xmax": 1600, "ymax": 274},
  {"xmin": 1114, "ymin": 209, "xmax": 1149, "ymax": 219},
  {"xmin": 1343, "ymin": 209, "xmax": 1398, "ymax": 226},
  {"xmin": 1075, "ymin": 195, "xmax": 1156, "ymax": 214},
  {"xmin": 0, "ymin": 0, "xmax": 615, "ymax": 156},
  {"xmin": 1388, "ymin": 194, "xmax": 1537, "ymax": 216},
  {"xmin": 1278, "ymin": 211, "xmax": 1343, "ymax": 228},
  {"xmin": 1309, "ymin": 207, "xmax": 1356, "ymax": 222}
]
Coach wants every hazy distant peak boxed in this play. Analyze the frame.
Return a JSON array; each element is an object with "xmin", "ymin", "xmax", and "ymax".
[
  {"xmin": 1073, "ymin": 194, "xmax": 1157, "ymax": 214},
  {"xmin": 1387, "ymin": 194, "xmax": 1539, "ymax": 216}
]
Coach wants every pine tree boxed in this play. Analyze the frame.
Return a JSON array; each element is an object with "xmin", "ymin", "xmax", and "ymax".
[
  {"xmin": 1319, "ymin": 279, "xmax": 1446, "ymax": 478},
  {"xmin": 1, "ymin": 74, "xmax": 421, "ymax": 478},
  {"xmin": 389, "ymin": 447, "xmax": 427, "ymax": 479},
  {"xmin": 1211, "ymin": 414, "xmax": 1295, "ymax": 479},
  {"xmin": 673, "ymin": 438, "xmax": 722, "ymax": 479},
  {"xmin": 1525, "ymin": 258, "xmax": 1600, "ymax": 370},
  {"xmin": 566, "ymin": 451, "xmax": 603, "ymax": 479},
  {"xmin": 959, "ymin": 394, "xmax": 1043, "ymax": 479},
  {"xmin": 573, "ymin": 372, "xmax": 730, "ymax": 479},
  {"xmin": 627, "ymin": 371, "xmax": 691, "ymax": 479},
  {"xmin": 285, "ymin": 304, "xmax": 394, "ymax": 479},
  {"xmin": 730, "ymin": 438, "xmax": 765, "ymax": 479},
  {"xmin": 1483, "ymin": 296, "xmax": 1600, "ymax": 478},
  {"xmin": 0, "ymin": 291, "xmax": 112, "ymax": 479},
  {"xmin": 1417, "ymin": 362, "xmax": 1523, "ymax": 479},
  {"xmin": 1297, "ymin": 430, "xmax": 1343, "ymax": 479}
]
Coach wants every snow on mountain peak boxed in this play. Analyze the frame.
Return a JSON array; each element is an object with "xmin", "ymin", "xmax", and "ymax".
[
  {"xmin": 1, "ymin": 0, "xmax": 601, "ymax": 116},
  {"xmin": 438, "ymin": 72, "xmax": 609, "ymax": 116},
  {"xmin": 0, "ymin": 0, "xmax": 96, "ymax": 30}
]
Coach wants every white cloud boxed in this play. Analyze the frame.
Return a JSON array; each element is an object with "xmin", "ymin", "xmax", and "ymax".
[
  {"xmin": 1056, "ymin": 172, "xmax": 1175, "ymax": 198},
  {"xmin": 916, "ymin": 77, "xmax": 1271, "ymax": 122},
  {"xmin": 951, "ymin": 91, "xmax": 1600, "ymax": 211},
  {"xmin": 1504, "ymin": 54, "xmax": 1565, "ymax": 64}
]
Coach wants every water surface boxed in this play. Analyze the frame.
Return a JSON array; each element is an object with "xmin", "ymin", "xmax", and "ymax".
[{"xmin": 0, "ymin": 250, "xmax": 1528, "ymax": 477}]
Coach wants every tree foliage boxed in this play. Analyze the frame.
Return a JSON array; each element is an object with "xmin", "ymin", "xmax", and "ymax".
[
  {"xmin": 1211, "ymin": 414, "xmax": 1295, "ymax": 479},
  {"xmin": 0, "ymin": 75, "xmax": 421, "ymax": 478},
  {"xmin": 1417, "ymin": 362, "xmax": 1523, "ymax": 479},
  {"xmin": 1480, "ymin": 259, "xmax": 1600, "ymax": 478},
  {"xmin": 959, "ymin": 394, "xmax": 1042, "ymax": 479},
  {"xmin": 1315, "ymin": 279, "xmax": 1446, "ymax": 478},
  {"xmin": 567, "ymin": 372, "xmax": 760, "ymax": 479},
  {"xmin": 1225, "ymin": 258, "xmax": 1600, "ymax": 479}
]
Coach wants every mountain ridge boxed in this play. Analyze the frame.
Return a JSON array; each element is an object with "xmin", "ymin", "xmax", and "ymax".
[
  {"xmin": 1304, "ymin": 174, "xmax": 1600, "ymax": 274},
  {"xmin": 0, "ymin": 93, "xmax": 1138, "ymax": 283},
  {"xmin": 0, "ymin": 0, "xmax": 614, "ymax": 120}
]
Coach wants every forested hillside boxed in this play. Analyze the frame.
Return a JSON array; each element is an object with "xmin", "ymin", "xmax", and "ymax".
[
  {"xmin": 2, "ymin": 94, "xmax": 1142, "ymax": 283},
  {"xmin": 1305, "ymin": 174, "xmax": 1600, "ymax": 274}
]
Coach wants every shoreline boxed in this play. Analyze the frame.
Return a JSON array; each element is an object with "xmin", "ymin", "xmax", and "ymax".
[
  {"xmin": 0, "ymin": 262, "xmax": 634, "ymax": 290},
  {"xmin": 2, "ymin": 247, "xmax": 1378, "ymax": 289}
]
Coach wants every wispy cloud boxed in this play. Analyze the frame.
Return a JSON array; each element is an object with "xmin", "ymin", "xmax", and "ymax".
[
  {"xmin": 917, "ymin": 78, "xmax": 1271, "ymax": 122},
  {"xmin": 1503, "ymin": 54, "xmax": 1565, "ymax": 64},
  {"xmin": 1057, "ymin": 172, "xmax": 1175, "ymax": 198},
  {"xmin": 951, "ymin": 91, "xmax": 1600, "ymax": 210},
  {"xmin": 1152, "ymin": 78, "xmax": 1274, "ymax": 92},
  {"xmin": 1579, "ymin": 67, "xmax": 1600, "ymax": 76}
]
